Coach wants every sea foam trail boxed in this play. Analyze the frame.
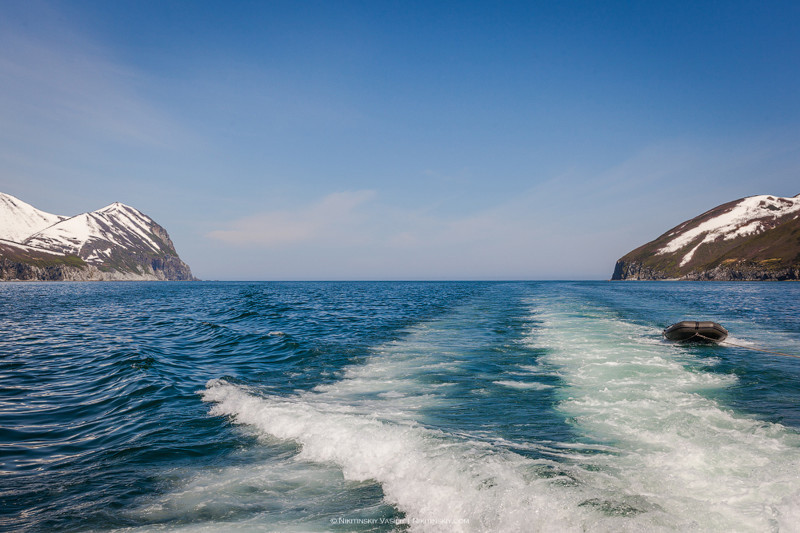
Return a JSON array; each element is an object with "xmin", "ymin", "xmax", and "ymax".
[
  {"xmin": 529, "ymin": 293, "xmax": 800, "ymax": 532},
  {"xmin": 199, "ymin": 300, "xmax": 649, "ymax": 533},
  {"xmin": 198, "ymin": 303, "xmax": 700, "ymax": 532},
  {"xmin": 200, "ymin": 309, "xmax": 596, "ymax": 532},
  {"xmin": 200, "ymin": 289, "xmax": 800, "ymax": 532}
]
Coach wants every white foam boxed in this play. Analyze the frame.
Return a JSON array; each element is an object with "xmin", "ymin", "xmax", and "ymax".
[
  {"xmin": 516, "ymin": 363, "xmax": 559, "ymax": 375},
  {"xmin": 126, "ymin": 445, "xmax": 373, "ymax": 532},
  {"xmin": 493, "ymin": 380, "xmax": 554, "ymax": 390},
  {"xmin": 202, "ymin": 380, "xmax": 594, "ymax": 532}
]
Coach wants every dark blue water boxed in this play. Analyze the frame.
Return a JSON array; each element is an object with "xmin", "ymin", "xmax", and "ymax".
[{"xmin": 2, "ymin": 281, "xmax": 800, "ymax": 532}]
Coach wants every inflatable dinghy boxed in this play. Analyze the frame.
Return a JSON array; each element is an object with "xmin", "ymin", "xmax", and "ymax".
[{"xmin": 663, "ymin": 321, "xmax": 728, "ymax": 343}]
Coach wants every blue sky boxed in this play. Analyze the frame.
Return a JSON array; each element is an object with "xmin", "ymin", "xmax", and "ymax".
[{"xmin": 1, "ymin": 1, "xmax": 799, "ymax": 280}]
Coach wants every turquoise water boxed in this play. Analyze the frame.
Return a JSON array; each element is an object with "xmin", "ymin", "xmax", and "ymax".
[{"xmin": 2, "ymin": 281, "xmax": 800, "ymax": 532}]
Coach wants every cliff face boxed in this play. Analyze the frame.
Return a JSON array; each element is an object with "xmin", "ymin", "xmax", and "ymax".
[
  {"xmin": 612, "ymin": 194, "xmax": 800, "ymax": 281},
  {"xmin": 0, "ymin": 193, "xmax": 196, "ymax": 281}
]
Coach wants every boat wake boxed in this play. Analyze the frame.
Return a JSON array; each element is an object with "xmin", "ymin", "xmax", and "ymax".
[{"xmin": 188, "ymin": 289, "xmax": 800, "ymax": 532}]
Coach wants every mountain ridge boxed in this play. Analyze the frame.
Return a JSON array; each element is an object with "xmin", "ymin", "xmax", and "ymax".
[
  {"xmin": 612, "ymin": 194, "xmax": 800, "ymax": 281},
  {"xmin": 0, "ymin": 192, "xmax": 196, "ymax": 281}
]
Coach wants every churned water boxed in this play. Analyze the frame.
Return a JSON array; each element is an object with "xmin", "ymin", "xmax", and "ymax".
[{"xmin": 2, "ymin": 281, "xmax": 800, "ymax": 532}]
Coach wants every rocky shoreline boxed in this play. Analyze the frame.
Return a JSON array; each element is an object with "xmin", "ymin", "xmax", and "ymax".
[
  {"xmin": 612, "ymin": 259, "xmax": 800, "ymax": 281},
  {"xmin": 1, "ymin": 256, "xmax": 195, "ymax": 281}
]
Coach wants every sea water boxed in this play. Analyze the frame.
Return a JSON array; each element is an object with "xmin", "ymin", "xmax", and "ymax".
[{"xmin": 2, "ymin": 281, "xmax": 800, "ymax": 532}]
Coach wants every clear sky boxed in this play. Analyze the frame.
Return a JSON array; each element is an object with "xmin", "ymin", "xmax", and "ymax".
[{"xmin": 1, "ymin": 1, "xmax": 799, "ymax": 280}]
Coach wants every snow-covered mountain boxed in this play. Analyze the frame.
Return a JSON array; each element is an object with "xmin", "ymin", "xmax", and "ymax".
[
  {"xmin": 0, "ymin": 192, "xmax": 67, "ymax": 243},
  {"xmin": 613, "ymin": 194, "xmax": 800, "ymax": 280},
  {"xmin": 0, "ymin": 192, "xmax": 195, "ymax": 281}
]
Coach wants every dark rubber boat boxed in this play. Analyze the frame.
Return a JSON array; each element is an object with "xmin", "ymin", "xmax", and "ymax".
[{"xmin": 663, "ymin": 321, "xmax": 728, "ymax": 343}]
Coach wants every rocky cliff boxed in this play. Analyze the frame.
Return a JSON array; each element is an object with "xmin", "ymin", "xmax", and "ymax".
[
  {"xmin": 0, "ymin": 193, "xmax": 196, "ymax": 281},
  {"xmin": 612, "ymin": 194, "xmax": 800, "ymax": 281}
]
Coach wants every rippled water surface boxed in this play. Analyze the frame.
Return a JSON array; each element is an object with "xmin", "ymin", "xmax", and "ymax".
[{"xmin": 2, "ymin": 281, "xmax": 800, "ymax": 532}]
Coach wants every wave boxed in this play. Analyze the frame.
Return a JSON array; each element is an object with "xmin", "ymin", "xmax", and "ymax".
[{"xmin": 202, "ymin": 379, "xmax": 596, "ymax": 532}]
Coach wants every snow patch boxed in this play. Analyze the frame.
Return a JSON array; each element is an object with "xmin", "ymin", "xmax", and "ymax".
[
  {"xmin": 0, "ymin": 238, "xmax": 62, "ymax": 256},
  {"xmin": 679, "ymin": 242, "xmax": 703, "ymax": 267},
  {"xmin": 85, "ymin": 247, "xmax": 114, "ymax": 263},
  {"xmin": 658, "ymin": 195, "xmax": 800, "ymax": 264}
]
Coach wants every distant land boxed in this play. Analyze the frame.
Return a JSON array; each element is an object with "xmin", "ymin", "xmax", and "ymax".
[
  {"xmin": 613, "ymin": 194, "xmax": 800, "ymax": 281},
  {"xmin": 0, "ymin": 193, "xmax": 195, "ymax": 281}
]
